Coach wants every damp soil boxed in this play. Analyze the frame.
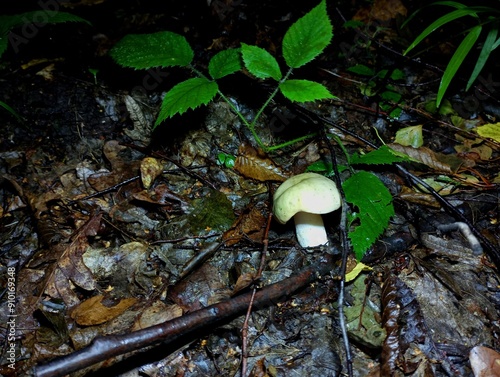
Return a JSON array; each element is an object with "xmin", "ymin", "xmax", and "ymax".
[{"xmin": 1, "ymin": 1, "xmax": 500, "ymax": 376}]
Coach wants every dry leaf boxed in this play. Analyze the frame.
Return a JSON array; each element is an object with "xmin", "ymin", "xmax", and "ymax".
[
  {"xmin": 234, "ymin": 144, "xmax": 288, "ymax": 182},
  {"xmin": 71, "ymin": 295, "xmax": 137, "ymax": 326},
  {"xmin": 140, "ymin": 157, "xmax": 163, "ymax": 189},
  {"xmin": 223, "ymin": 206, "xmax": 267, "ymax": 246},
  {"xmin": 388, "ymin": 143, "xmax": 473, "ymax": 173},
  {"xmin": 232, "ymin": 272, "xmax": 256, "ymax": 295}
]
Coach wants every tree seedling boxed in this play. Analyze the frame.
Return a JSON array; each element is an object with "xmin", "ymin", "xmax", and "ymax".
[{"xmin": 109, "ymin": 0, "xmax": 335, "ymax": 152}]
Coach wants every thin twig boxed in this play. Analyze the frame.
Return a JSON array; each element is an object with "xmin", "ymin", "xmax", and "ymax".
[{"xmin": 321, "ymin": 128, "xmax": 353, "ymax": 377}]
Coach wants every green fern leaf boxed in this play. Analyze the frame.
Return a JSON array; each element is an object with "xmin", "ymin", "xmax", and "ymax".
[
  {"xmin": 282, "ymin": 0, "xmax": 333, "ymax": 69},
  {"xmin": 155, "ymin": 78, "xmax": 218, "ymax": 127},
  {"xmin": 110, "ymin": 31, "xmax": 194, "ymax": 69}
]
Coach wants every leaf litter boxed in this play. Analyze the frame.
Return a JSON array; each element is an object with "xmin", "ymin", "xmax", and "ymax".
[{"xmin": 1, "ymin": 1, "xmax": 500, "ymax": 376}]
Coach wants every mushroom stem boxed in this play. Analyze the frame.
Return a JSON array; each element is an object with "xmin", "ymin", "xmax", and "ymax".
[{"xmin": 294, "ymin": 212, "xmax": 328, "ymax": 247}]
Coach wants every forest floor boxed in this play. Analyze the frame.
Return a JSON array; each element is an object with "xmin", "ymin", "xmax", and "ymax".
[{"xmin": 1, "ymin": 0, "xmax": 500, "ymax": 376}]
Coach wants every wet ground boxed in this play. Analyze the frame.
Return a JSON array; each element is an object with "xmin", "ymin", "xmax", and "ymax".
[{"xmin": 1, "ymin": 0, "xmax": 500, "ymax": 376}]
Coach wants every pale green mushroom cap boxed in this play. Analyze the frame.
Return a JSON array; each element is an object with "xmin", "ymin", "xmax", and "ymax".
[{"xmin": 273, "ymin": 172, "xmax": 341, "ymax": 224}]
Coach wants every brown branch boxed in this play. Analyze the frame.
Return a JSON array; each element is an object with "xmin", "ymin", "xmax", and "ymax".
[{"xmin": 34, "ymin": 254, "xmax": 335, "ymax": 377}]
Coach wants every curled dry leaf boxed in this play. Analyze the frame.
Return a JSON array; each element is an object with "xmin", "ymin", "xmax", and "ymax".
[
  {"xmin": 71, "ymin": 294, "xmax": 137, "ymax": 326},
  {"xmin": 234, "ymin": 144, "xmax": 288, "ymax": 182},
  {"xmin": 140, "ymin": 157, "xmax": 163, "ymax": 189}
]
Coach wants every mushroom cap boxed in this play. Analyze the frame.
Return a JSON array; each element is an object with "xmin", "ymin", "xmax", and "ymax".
[{"xmin": 272, "ymin": 172, "xmax": 341, "ymax": 224}]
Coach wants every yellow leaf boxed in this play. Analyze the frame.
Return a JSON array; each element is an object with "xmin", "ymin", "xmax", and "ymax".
[
  {"xmin": 476, "ymin": 122, "xmax": 500, "ymax": 142},
  {"xmin": 345, "ymin": 262, "xmax": 372, "ymax": 282}
]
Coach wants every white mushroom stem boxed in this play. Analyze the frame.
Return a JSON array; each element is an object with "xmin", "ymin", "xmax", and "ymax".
[{"xmin": 294, "ymin": 212, "xmax": 328, "ymax": 248}]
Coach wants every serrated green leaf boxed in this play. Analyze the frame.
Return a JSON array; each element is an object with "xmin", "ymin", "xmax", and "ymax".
[
  {"xmin": 155, "ymin": 78, "xmax": 218, "ymax": 127},
  {"xmin": 394, "ymin": 125, "xmax": 424, "ymax": 148},
  {"xmin": 347, "ymin": 64, "xmax": 375, "ymax": 76},
  {"xmin": 241, "ymin": 43, "xmax": 282, "ymax": 80},
  {"xmin": 110, "ymin": 31, "xmax": 194, "ymax": 69},
  {"xmin": 350, "ymin": 145, "xmax": 411, "ymax": 165},
  {"xmin": 279, "ymin": 79, "xmax": 334, "ymax": 102},
  {"xmin": 209, "ymin": 48, "xmax": 242, "ymax": 80},
  {"xmin": 0, "ymin": 11, "xmax": 90, "ymax": 35},
  {"xmin": 437, "ymin": 24, "xmax": 481, "ymax": 106},
  {"xmin": 343, "ymin": 171, "xmax": 394, "ymax": 260},
  {"xmin": 282, "ymin": 0, "xmax": 333, "ymax": 68}
]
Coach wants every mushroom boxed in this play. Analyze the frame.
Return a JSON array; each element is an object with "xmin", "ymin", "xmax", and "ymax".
[{"xmin": 273, "ymin": 172, "xmax": 341, "ymax": 247}]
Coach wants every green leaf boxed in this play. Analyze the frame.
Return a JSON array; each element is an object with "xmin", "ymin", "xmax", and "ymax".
[
  {"xmin": 282, "ymin": 0, "xmax": 333, "ymax": 68},
  {"xmin": 476, "ymin": 122, "xmax": 500, "ymax": 142},
  {"xmin": 343, "ymin": 171, "xmax": 394, "ymax": 260},
  {"xmin": 390, "ymin": 69, "xmax": 405, "ymax": 80},
  {"xmin": 394, "ymin": 125, "xmax": 424, "ymax": 148},
  {"xmin": 380, "ymin": 90, "xmax": 401, "ymax": 103},
  {"xmin": 110, "ymin": 31, "xmax": 194, "ymax": 69},
  {"xmin": 347, "ymin": 64, "xmax": 375, "ymax": 76},
  {"xmin": 155, "ymin": 78, "xmax": 218, "ymax": 127},
  {"xmin": 0, "ymin": 11, "xmax": 90, "ymax": 59},
  {"xmin": 466, "ymin": 26, "xmax": 498, "ymax": 91},
  {"xmin": 279, "ymin": 79, "xmax": 334, "ymax": 102},
  {"xmin": 437, "ymin": 24, "xmax": 481, "ymax": 106},
  {"xmin": 209, "ymin": 48, "xmax": 242, "ymax": 80},
  {"xmin": 404, "ymin": 8, "xmax": 481, "ymax": 55},
  {"xmin": 0, "ymin": 36, "xmax": 8, "ymax": 59},
  {"xmin": 0, "ymin": 11, "xmax": 90, "ymax": 35},
  {"xmin": 350, "ymin": 145, "xmax": 411, "ymax": 165},
  {"xmin": 0, "ymin": 100, "xmax": 23, "ymax": 122},
  {"xmin": 241, "ymin": 43, "xmax": 281, "ymax": 80}
]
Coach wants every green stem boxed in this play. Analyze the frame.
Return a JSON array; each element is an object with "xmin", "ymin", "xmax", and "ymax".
[
  {"xmin": 266, "ymin": 133, "xmax": 317, "ymax": 151},
  {"xmin": 217, "ymin": 90, "xmax": 267, "ymax": 150},
  {"xmin": 251, "ymin": 68, "xmax": 294, "ymax": 130}
]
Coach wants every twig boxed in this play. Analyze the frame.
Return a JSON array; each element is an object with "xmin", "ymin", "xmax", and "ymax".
[
  {"xmin": 34, "ymin": 253, "xmax": 335, "ymax": 377},
  {"xmin": 321, "ymin": 128, "xmax": 353, "ymax": 377}
]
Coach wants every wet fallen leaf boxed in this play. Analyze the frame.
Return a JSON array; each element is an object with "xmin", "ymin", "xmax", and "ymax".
[
  {"xmin": 140, "ymin": 157, "xmax": 163, "ymax": 189},
  {"xmin": 476, "ymin": 122, "xmax": 500, "ymax": 143},
  {"xmin": 234, "ymin": 144, "xmax": 288, "ymax": 182},
  {"xmin": 389, "ymin": 143, "xmax": 474, "ymax": 173},
  {"xmin": 232, "ymin": 272, "xmax": 256, "ymax": 295},
  {"xmin": 223, "ymin": 205, "xmax": 267, "ymax": 246},
  {"xmin": 469, "ymin": 346, "xmax": 500, "ymax": 377},
  {"xmin": 71, "ymin": 294, "xmax": 137, "ymax": 326}
]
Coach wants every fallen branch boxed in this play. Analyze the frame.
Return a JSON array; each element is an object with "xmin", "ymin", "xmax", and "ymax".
[{"xmin": 34, "ymin": 254, "xmax": 335, "ymax": 377}]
